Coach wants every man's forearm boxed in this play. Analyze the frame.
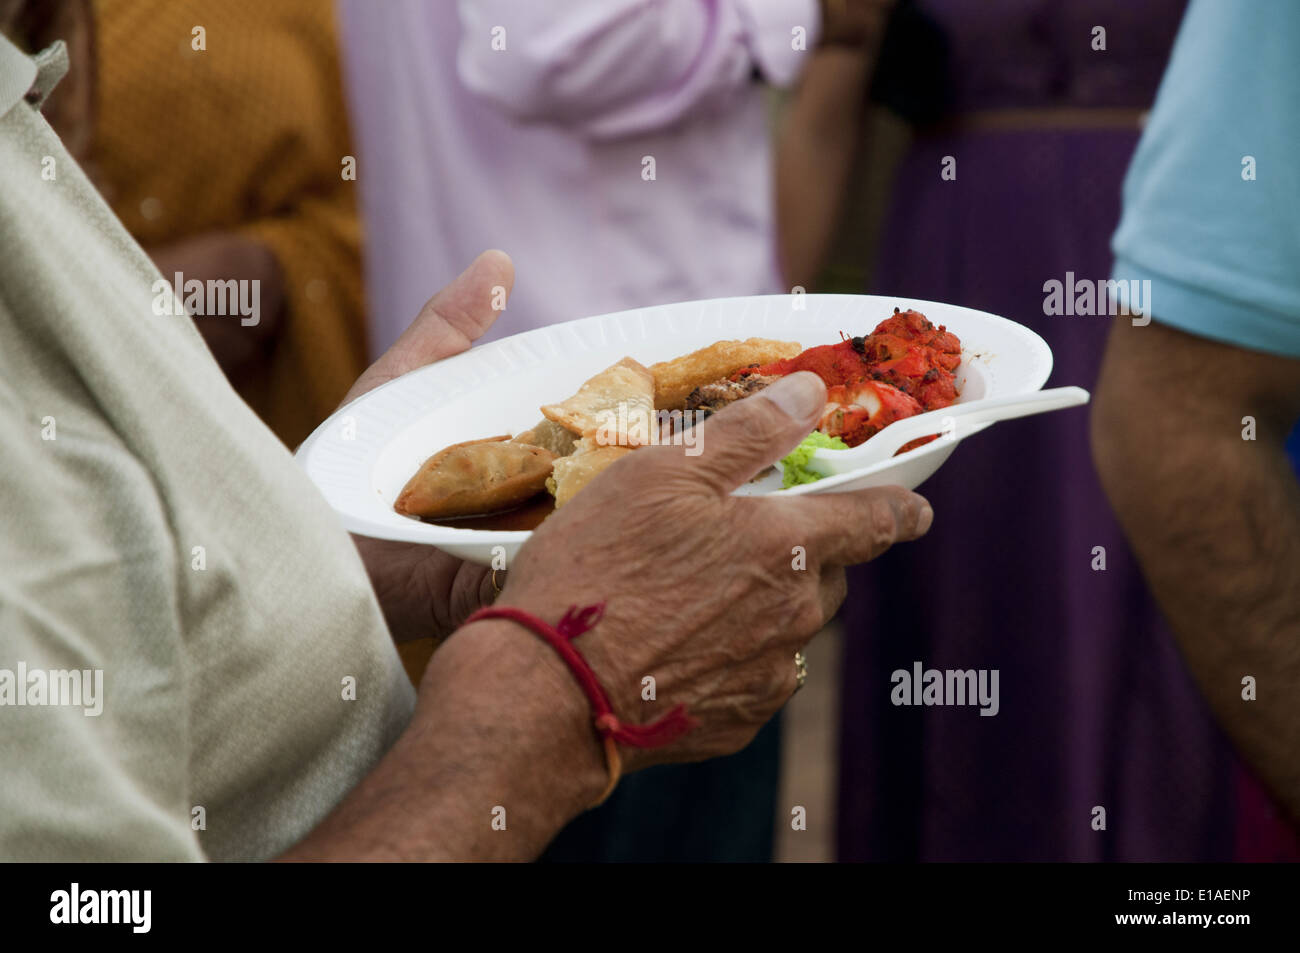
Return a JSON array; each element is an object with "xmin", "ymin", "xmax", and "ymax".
[
  {"xmin": 1093, "ymin": 324, "xmax": 1300, "ymax": 819},
  {"xmin": 280, "ymin": 619, "xmax": 606, "ymax": 861}
]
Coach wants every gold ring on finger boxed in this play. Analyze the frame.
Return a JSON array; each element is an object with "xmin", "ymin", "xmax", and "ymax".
[{"xmin": 794, "ymin": 650, "xmax": 808, "ymax": 692}]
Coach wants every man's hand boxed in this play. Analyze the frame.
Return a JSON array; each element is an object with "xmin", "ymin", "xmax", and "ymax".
[
  {"xmin": 346, "ymin": 250, "xmax": 515, "ymax": 645},
  {"xmin": 490, "ymin": 371, "xmax": 933, "ymax": 770},
  {"xmin": 285, "ymin": 370, "xmax": 933, "ymax": 860},
  {"xmin": 150, "ymin": 233, "xmax": 285, "ymax": 376}
]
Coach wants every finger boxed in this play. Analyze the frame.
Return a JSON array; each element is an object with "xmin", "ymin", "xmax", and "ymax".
[
  {"xmin": 684, "ymin": 372, "xmax": 827, "ymax": 495},
  {"xmin": 447, "ymin": 561, "xmax": 495, "ymax": 630},
  {"xmin": 817, "ymin": 566, "xmax": 848, "ymax": 623},
  {"xmin": 413, "ymin": 248, "xmax": 514, "ymax": 350},
  {"xmin": 778, "ymin": 574, "xmax": 846, "ymax": 704},
  {"xmin": 777, "ymin": 643, "xmax": 804, "ymax": 704},
  {"xmin": 390, "ymin": 249, "xmax": 513, "ymax": 369},
  {"xmin": 795, "ymin": 486, "xmax": 933, "ymax": 566},
  {"xmin": 343, "ymin": 250, "xmax": 514, "ymax": 403}
]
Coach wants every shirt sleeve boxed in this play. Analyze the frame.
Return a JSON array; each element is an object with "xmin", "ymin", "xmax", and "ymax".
[
  {"xmin": 455, "ymin": 0, "xmax": 819, "ymax": 139},
  {"xmin": 1110, "ymin": 0, "xmax": 1300, "ymax": 358},
  {"xmin": 0, "ymin": 375, "xmax": 204, "ymax": 862}
]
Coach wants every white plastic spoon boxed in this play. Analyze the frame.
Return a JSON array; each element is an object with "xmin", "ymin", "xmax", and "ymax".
[{"xmin": 800, "ymin": 385, "xmax": 1092, "ymax": 478}]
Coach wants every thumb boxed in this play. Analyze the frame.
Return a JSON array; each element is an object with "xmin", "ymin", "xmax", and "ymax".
[
  {"xmin": 396, "ymin": 248, "xmax": 514, "ymax": 360},
  {"xmin": 343, "ymin": 250, "xmax": 514, "ymax": 404},
  {"xmin": 685, "ymin": 372, "xmax": 827, "ymax": 494}
]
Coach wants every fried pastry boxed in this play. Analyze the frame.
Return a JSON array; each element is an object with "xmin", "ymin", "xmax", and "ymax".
[
  {"xmin": 541, "ymin": 357, "xmax": 656, "ymax": 447},
  {"xmin": 511, "ymin": 418, "xmax": 578, "ymax": 457},
  {"xmin": 546, "ymin": 436, "xmax": 632, "ymax": 507},
  {"xmin": 649, "ymin": 338, "xmax": 801, "ymax": 411},
  {"xmin": 395, "ymin": 436, "xmax": 555, "ymax": 519}
]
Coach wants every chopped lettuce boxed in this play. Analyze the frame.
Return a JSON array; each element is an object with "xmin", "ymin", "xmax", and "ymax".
[{"xmin": 779, "ymin": 431, "xmax": 848, "ymax": 488}]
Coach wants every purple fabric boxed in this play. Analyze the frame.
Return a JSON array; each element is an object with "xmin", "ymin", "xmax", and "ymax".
[
  {"xmin": 835, "ymin": 0, "xmax": 1241, "ymax": 861},
  {"xmin": 921, "ymin": 0, "xmax": 1185, "ymax": 111}
]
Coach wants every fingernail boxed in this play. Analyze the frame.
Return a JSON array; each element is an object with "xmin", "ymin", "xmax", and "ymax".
[
  {"xmin": 915, "ymin": 500, "xmax": 934, "ymax": 534},
  {"xmin": 762, "ymin": 372, "xmax": 824, "ymax": 420}
]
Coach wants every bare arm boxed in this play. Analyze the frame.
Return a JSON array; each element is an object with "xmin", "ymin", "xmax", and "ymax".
[
  {"xmin": 279, "ymin": 618, "xmax": 607, "ymax": 861},
  {"xmin": 1091, "ymin": 318, "xmax": 1300, "ymax": 818},
  {"xmin": 775, "ymin": 0, "xmax": 893, "ymax": 288},
  {"xmin": 775, "ymin": 45, "xmax": 874, "ymax": 289}
]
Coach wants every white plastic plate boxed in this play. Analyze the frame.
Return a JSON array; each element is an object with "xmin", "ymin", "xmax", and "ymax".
[{"xmin": 296, "ymin": 295, "xmax": 1053, "ymax": 565}]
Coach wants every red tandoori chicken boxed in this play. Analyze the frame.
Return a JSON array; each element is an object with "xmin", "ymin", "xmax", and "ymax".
[{"xmin": 685, "ymin": 308, "xmax": 962, "ymax": 448}]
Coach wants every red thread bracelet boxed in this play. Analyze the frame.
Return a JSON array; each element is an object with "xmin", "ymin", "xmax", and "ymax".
[{"xmin": 465, "ymin": 602, "xmax": 695, "ymax": 805}]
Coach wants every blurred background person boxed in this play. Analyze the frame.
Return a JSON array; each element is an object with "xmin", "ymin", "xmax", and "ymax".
[
  {"xmin": 776, "ymin": 0, "xmax": 931, "ymax": 291},
  {"xmin": 340, "ymin": 0, "xmax": 893, "ymax": 352},
  {"xmin": 7, "ymin": 0, "xmax": 367, "ymax": 448},
  {"xmin": 777, "ymin": 0, "xmax": 1252, "ymax": 860},
  {"xmin": 338, "ymin": 0, "xmax": 893, "ymax": 862}
]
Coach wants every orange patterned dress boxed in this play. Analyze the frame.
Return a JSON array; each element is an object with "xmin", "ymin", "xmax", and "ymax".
[{"xmin": 89, "ymin": 0, "xmax": 366, "ymax": 447}]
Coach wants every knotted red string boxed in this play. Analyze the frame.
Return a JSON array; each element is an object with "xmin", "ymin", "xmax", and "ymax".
[{"xmin": 465, "ymin": 602, "xmax": 696, "ymax": 803}]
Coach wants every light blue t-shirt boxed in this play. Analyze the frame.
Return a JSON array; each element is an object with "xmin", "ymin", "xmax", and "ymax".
[{"xmin": 1111, "ymin": 0, "xmax": 1300, "ymax": 358}]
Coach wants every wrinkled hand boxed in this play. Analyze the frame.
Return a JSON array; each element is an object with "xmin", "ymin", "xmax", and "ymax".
[
  {"xmin": 494, "ymin": 371, "xmax": 933, "ymax": 771},
  {"xmin": 349, "ymin": 250, "xmax": 514, "ymax": 643}
]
